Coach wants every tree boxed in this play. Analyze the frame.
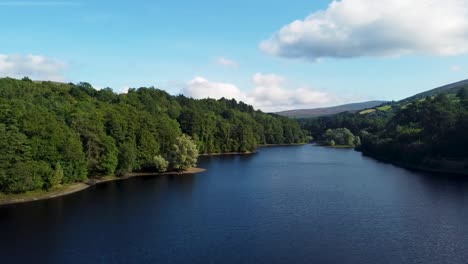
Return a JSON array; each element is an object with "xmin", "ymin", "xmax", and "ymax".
[
  {"xmin": 354, "ymin": 136, "xmax": 361, "ymax": 147},
  {"xmin": 3, "ymin": 161, "xmax": 51, "ymax": 193},
  {"xmin": 44, "ymin": 161, "xmax": 64, "ymax": 190},
  {"xmin": 457, "ymin": 87, "xmax": 467, "ymax": 101},
  {"xmin": 323, "ymin": 128, "xmax": 357, "ymax": 146},
  {"xmin": 116, "ymin": 141, "xmax": 137, "ymax": 176},
  {"xmin": 153, "ymin": 155, "xmax": 169, "ymax": 172},
  {"xmin": 0, "ymin": 77, "xmax": 308, "ymax": 194},
  {"xmin": 169, "ymin": 134, "xmax": 199, "ymax": 171},
  {"xmin": 458, "ymin": 87, "xmax": 468, "ymax": 108}
]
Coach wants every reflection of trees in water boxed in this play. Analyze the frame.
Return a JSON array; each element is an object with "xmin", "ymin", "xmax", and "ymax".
[
  {"xmin": 167, "ymin": 173, "xmax": 196, "ymax": 192},
  {"xmin": 199, "ymin": 154, "xmax": 256, "ymax": 167},
  {"xmin": 412, "ymin": 170, "xmax": 468, "ymax": 201}
]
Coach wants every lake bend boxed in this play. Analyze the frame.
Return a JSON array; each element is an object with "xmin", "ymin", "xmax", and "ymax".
[{"xmin": 1, "ymin": 145, "xmax": 468, "ymax": 264}]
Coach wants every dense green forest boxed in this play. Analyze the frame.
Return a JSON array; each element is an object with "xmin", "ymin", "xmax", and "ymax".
[
  {"xmin": 0, "ymin": 77, "xmax": 306, "ymax": 194},
  {"xmin": 322, "ymin": 128, "xmax": 361, "ymax": 147},
  {"xmin": 301, "ymin": 88, "xmax": 468, "ymax": 173}
]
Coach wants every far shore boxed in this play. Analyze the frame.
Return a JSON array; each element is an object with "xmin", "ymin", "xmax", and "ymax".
[
  {"xmin": 313, "ymin": 143, "xmax": 355, "ymax": 149},
  {"xmin": 199, "ymin": 151, "xmax": 256, "ymax": 156},
  {"xmin": 259, "ymin": 143, "xmax": 308, "ymax": 147},
  {"xmin": 198, "ymin": 143, "xmax": 309, "ymax": 156},
  {"xmin": 0, "ymin": 167, "xmax": 206, "ymax": 206}
]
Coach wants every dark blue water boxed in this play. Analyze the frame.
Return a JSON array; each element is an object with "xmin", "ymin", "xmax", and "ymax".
[{"xmin": 1, "ymin": 145, "xmax": 468, "ymax": 264}]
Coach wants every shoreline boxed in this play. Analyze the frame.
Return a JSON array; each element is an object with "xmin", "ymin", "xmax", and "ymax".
[
  {"xmin": 360, "ymin": 152, "xmax": 468, "ymax": 176},
  {"xmin": 198, "ymin": 143, "xmax": 309, "ymax": 156},
  {"xmin": 259, "ymin": 143, "xmax": 307, "ymax": 147},
  {"xmin": 311, "ymin": 143, "xmax": 355, "ymax": 149},
  {"xmin": 0, "ymin": 144, "xmax": 307, "ymax": 206},
  {"xmin": 0, "ymin": 167, "xmax": 206, "ymax": 206},
  {"xmin": 198, "ymin": 151, "xmax": 256, "ymax": 156},
  {"xmin": 390, "ymin": 161, "xmax": 468, "ymax": 176}
]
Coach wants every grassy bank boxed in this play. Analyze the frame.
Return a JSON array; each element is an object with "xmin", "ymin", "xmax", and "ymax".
[{"xmin": 0, "ymin": 183, "xmax": 89, "ymax": 206}]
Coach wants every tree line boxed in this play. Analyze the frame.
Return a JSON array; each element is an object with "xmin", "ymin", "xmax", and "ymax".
[
  {"xmin": 300, "ymin": 89, "xmax": 468, "ymax": 170},
  {"xmin": 0, "ymin": 77, "xmax": 307, "ymax": 194}
]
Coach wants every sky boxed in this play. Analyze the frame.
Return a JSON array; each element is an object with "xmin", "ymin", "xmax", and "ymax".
[{"xmin": 1, "ymin": 0, "xmax": 468, "ymax": 112}]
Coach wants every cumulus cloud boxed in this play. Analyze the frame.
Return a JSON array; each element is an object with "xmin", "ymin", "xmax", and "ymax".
[
  {"xmin": 0, "ymin": 54, "xmax": 67, "ymax": 81},
  {"xmin": 260, "ymin": 0, "xmax": 468, "ymax": 60},
  {"xmin": 183, "ymin": 77, "xmax": 248, "ymax": 101},
  {"xmin": 216, "ymin": 57, "xmax": 239, "ymax": 68},
  {"xmin": 183, "ymin": 74, "xmax": 333, "ymax": 112}
]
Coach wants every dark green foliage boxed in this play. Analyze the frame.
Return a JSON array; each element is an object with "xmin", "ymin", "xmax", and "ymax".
[
  {"xmin": 169, "ymin": 135, "xmax": 199, "ymax": 171},
  {"xmin": 116, "ymin": 141, "xmax": 137, "ymax": 176},
  {"xmin": 0, "ymin": 77, "xmax": 306, "ymax": 194},
  {"xmin": 358, "ymin": 93, "xmax": 468, "ymax": 161},
  {"xmin": 323, "ymin": 128, "xmax": 359, "ymax": 147},
  {"xmin": 2, "ymin": 161, "xmax": 52, "ymax": 194},
  {"xmin": 302, "ymin": 90, "xmax": 468, "ymax": 167}
]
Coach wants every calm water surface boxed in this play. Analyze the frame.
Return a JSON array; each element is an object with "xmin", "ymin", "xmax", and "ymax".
[{"xmin": 1, "ymin": 145, "xmax": 468, "ymax": 264}]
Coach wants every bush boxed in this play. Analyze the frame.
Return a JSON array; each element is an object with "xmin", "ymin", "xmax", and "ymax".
[{"xmin": 153, "ymin": 155, "xmax": 169, "ymax": 173}]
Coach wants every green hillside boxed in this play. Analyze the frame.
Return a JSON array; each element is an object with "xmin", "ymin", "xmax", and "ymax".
[
  {"xmin": 277, "ymin": 101, "xmax": 387, "ymax": 118},
  {"xmin": 0, "ymin": 77, "xmax": 307, "ymax": 194},
  {"xmin": 300, "ymin": 80, "xmax": 468, "ymax": 174},
  {"xmin": 399, "ymin": 79, "xmax": 468, "ymax": 104}
]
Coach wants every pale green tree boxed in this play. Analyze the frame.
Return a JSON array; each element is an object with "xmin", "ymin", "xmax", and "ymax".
[
  {"xmin": 169, "ymin": 134, "xmax": 198, "ymax": 171},
  {"xmin": 153, "ymin": 155, "xmax": 169, "ymax": 173}
]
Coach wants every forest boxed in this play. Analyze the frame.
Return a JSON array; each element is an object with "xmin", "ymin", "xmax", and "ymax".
[
  {"xmin": 301, "ymin": 89, "xmax": 468, "ymax": 172},
  {"xmin": 322, "ymin": 128, "xmax": 361, "ymax": 147},
  {"xmin": 0, "ymin": 77, "xmax": 307, "ymax": 194}
]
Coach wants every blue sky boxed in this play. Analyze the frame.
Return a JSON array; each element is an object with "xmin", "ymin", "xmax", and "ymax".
[{"xmin": 1, "ymin": 0, "xmax": 468, "ymax": 111}]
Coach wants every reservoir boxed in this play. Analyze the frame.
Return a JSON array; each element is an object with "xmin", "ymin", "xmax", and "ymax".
[{"xmin": 1, "ymin": 145, "xmax": 468, "ymax": 263}]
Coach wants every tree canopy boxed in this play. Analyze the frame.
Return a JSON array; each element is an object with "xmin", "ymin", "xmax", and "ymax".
[
  {"xmin": 0, "ymin": 78, "xmax": 307, "ymax": 194},
  {"xmin": 300, "ymin": 89, "xmax": 468, "ymax": 171}
]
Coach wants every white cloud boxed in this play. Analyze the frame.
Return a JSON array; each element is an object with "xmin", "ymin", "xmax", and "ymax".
[
  {"xmin": 260, "ymin": 0, "xmax": 468, "ymax": 60},
  {"xmin": 118, "ymin": 86, "xmax": 130, "ymax": 94},
  {"xmin": 183, "ymin": 74, "xmax": 333, "ymax": 112},
  {"xmin": 183, "ymin": 77, "xmax": 248, "ymax": 102},
  {"xmin": 0, "ymin": 54, "xmax": 67, "ymax": 82},
  {"xmin": 250, "ymin": 73, "xmax": 332, "ymax": 111},
  {"xmin": 216, "ymin": 57, "xmax": 239, "ymax": 68}
]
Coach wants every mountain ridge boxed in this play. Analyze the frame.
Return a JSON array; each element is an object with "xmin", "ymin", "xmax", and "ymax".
[
  {"xmin": 399, "ymin": 79, "xmax": 468, "ymax": 103},
  {"xmin": 276, "ymin": 100, "xmax": 388, "ymax": 118}
]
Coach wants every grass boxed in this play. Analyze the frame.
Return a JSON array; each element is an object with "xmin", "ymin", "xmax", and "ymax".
[
  {"xmin": 359, "ymin": 109, "xmax": 376, "ymax": 115},
  {"xmin": 377, "ymin": 105, "xmax": 392, "ymax": 111}
]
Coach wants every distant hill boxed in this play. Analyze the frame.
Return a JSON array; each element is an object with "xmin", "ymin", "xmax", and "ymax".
[
  {"xmin": 277, "ymin": 101, "xmax": 387, "ymax": 118},
  {"xmin": 399, "ymin": 79, "xmax": 468, "ymax": 103},
  {"xmin": 354, "ymin": 79, "xmax": 468, "ymax": 116}
]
